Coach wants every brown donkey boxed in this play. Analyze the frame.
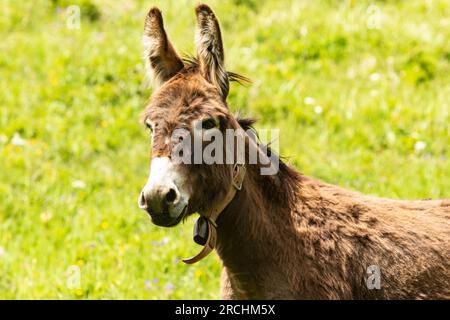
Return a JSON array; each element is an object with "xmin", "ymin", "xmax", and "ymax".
[{"xmin": 138, "ymin": 4, "xmax": 450, "ymax": 299}]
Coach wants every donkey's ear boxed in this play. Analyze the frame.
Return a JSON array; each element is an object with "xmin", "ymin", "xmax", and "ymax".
[
  {"xmin": 143, "ymin": 7, "xmax": 184, "ymax": 87},
  {"xmin": 194, "ymin": 4, "xmax": 229, "ymax": 100}
]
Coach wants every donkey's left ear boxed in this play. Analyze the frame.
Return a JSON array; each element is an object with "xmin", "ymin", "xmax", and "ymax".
[
  {"xmin": 143, "ymin": 7, "xmax": 184, "ymax": 88},
  {"xmin": 194, "ymin": 4, "xmax": 229, "ymax": 100}
]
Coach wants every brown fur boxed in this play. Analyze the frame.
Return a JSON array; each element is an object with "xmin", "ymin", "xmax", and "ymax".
[
  {"xmin": 216, "ymin": 164, "xmax": 450, "ymax": 299},
  {"xmin": 141, "ymin": 4, "xmax": 450, "ymax": 299}
]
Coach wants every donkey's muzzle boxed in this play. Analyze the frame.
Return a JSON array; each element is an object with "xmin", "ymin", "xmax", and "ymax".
[
  {"xmin": 138, "ymin": 185, "xmax": 186, "ymax": 227},
  {"xmin": 139, "ymin": 157, "xmax": 189, "ymax": 227},
  {"xmin": 139, "ymin": 186, "xmax": 179, "ymax": 209}
]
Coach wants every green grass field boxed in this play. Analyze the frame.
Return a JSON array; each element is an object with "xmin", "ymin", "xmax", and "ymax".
[{"xmin": 0, "ymin": 0, "xmax": 449, "ymax": 299}]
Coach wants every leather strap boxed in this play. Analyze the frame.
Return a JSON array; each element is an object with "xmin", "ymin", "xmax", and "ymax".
[{"xmin": 182, "ymin": 163, "xmax": 246, "ymax": 264}]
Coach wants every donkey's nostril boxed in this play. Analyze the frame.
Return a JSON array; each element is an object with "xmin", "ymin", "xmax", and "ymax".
[
  {"xmin": 138, "ymin": 191, "xmax": 147, "ymax": 209},
  {"xmin": 165, "ymin": 188, "xmax": 177, "ymax": 204}
]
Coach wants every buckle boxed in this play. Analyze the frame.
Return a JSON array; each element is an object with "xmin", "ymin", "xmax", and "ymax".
[{"xmin": 232, "ymin": 163, "xmax": 246, "ymax": 190}]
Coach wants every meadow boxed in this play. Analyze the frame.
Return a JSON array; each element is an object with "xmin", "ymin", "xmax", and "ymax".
[{"xmin": 0, "ymin": 0, "xmax": 449, "ymax": 299}]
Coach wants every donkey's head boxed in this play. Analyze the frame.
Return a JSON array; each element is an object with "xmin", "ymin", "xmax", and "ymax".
[{"xmin": 138, "ymin": 5, "xmax": 248, "ymax": 227}]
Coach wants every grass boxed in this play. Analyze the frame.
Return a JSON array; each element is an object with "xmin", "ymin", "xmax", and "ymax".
[{"xmin": 0, "ymin": 0, "xmax": 449, "ymax": 299}]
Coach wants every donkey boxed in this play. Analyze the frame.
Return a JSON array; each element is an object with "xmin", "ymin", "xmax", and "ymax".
[{"xmin": 137, "ymin": 4, "xmax": 450, "ymax": 299}]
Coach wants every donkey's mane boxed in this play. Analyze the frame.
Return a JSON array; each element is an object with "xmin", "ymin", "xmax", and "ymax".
[
  {"xmin": 235, "ymin": 115, "xmax": 302, "ymax": 205},
  {"xmin": 182, "ymin": 56, "xmax": 251, "ymax": 85}
]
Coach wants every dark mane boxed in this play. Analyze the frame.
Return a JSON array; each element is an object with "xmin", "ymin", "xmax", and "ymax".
[
  {"xmin": 182, "ymin": 55, "xmax": 251, "ymax": 86},
  {"xmin": 236, "ymin": 115, "xmax": 302, "ymax": 204}
]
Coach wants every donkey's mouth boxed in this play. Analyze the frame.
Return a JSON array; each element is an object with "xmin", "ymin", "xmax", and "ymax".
[{"xmin": 148, "ymin": 205, "xmax": 188, "ymax": 227}]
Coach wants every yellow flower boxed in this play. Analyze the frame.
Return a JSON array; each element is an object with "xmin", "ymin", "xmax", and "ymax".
[
  {"xmin": 76, "ymin": 259, "xmax": 85, "ymax": 267},
  {"xmin": 49, "ymin": 72, "xmax": 59, "ymax": 86},
  {"xmin": 195, "ymin": 270, "xmax": 203, "ymax": 278},
  {"xmin": 101, "ymin": 221, "xmax": 109, "ymax": 230},
  {"xmin": 75, "ymin": 288, "xmax": 83, "ymax": 297}
]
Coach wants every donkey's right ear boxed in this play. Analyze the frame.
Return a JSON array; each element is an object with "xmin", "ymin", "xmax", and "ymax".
[{"xmin": 143, "ymin": 7, "xmax": 184, "ymax": 87}]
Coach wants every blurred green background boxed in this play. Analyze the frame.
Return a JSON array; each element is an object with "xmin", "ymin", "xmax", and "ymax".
[{"xmin": 0, "ymin": 0, "xmax": 449, "ymax": 299}]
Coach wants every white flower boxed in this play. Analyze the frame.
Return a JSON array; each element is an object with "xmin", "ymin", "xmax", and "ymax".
[
  {"xmin": 0, "ymin": 247, "xmax": 5, "ymax": 257},
  {"xmin": 304, "ymin": 97, "xmax": 315, "ymax": 105},
  {"xmin": 72, "ymin": 180, "xmax": 86, "ymax": 189},
  {"xmin": 387, "ymin": 132, "xmax": 396, "ymax": 144},
  {"xmin": 414, "ymin": 141, "xmax": 426, "ymax": 152},
  {"xmin": 160, "ymin": 237, "xmax": 170, "ymax": 246},
  {"xmin": 314, "ymin": 106, "xmax": 323, "ymax": 114},
  {"xmin": 10, "ymin": 133, "xmax": 26, "ymax": 146},
  {"xmin": 370, "ymin": 73, "xmax": 381, "ymax": 81}
]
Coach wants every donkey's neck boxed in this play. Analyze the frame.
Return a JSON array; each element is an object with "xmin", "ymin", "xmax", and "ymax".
[{"xmin": 215, "ymin": 164, "xmax": 301, "ymax": 298}]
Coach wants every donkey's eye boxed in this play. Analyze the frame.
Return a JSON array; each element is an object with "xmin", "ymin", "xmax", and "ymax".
[
  {"xmin": 146, "ymin": 123, "xmax": 153, "ymax": 133},
  {"xmin": 201, "ymin": 118, "xmax": 218, "ymax": 130}
]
